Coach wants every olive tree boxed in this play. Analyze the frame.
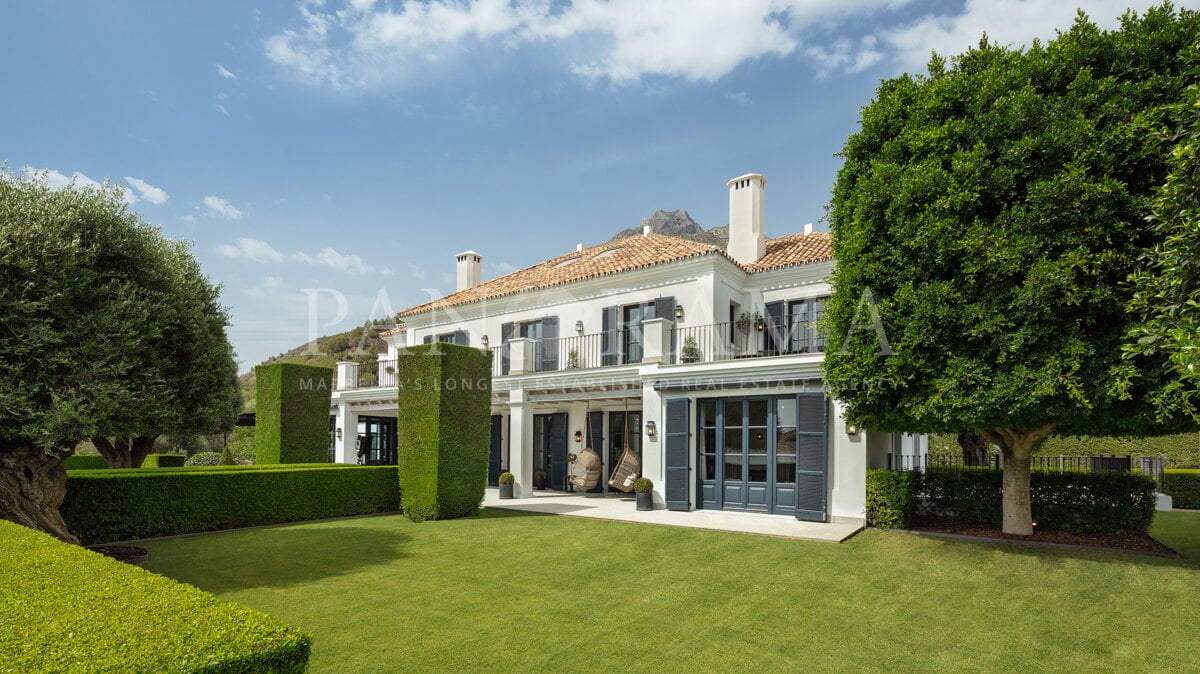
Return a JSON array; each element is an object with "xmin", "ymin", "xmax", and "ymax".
[
  {"xmin": 0, "ymin": 169, "xmax": 237, "ymax": 542},
  {"xmin": 824, "ymin": 5, "xmax": 1199, "ymax": 535}
]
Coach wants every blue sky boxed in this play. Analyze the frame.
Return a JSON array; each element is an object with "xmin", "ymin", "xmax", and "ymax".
[{"xmin": 2, "ymin": 0, "xmax": 1185, "ymax": 371}]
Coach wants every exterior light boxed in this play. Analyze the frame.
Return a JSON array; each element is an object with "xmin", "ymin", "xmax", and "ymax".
[
  {"xmin": 481, "ymin": 335, "xmax": 489, "ymax": 348},
  {"xmin": 575, "ymin": 320, "xmax": 585, "ymax": 334},
  {"xmin": 846, "ymin": 423, "xmax": 859, "ymax": 436},
  {"xmin": 756, "ymin": 317, "xmax": 765, "ymax": 331},
  {"xmin": 675, "ymin": 305, "xmax": 685, "ymax": 320},
  {"xmin": 336, "ymin": 428, "xmax": 343, "ymax": 440},
  {"xmin": 574, "ymin": 430, "xmax": 583, "ymax": 443},
  {"xmin": 645, "ymin": 421, "xmax": 657, "ymax": 438}
]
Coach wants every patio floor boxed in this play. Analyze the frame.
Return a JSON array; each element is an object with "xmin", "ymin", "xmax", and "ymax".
[{"xmin": 481, "ymin": 488, "xmax": 862, "ymax": 542}]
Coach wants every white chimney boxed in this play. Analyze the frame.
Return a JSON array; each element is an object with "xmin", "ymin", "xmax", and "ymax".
[
  {"xmin": 576, "ymin": 243, "xmax": 584, "ymax": 252},
  {"xmin": 804, "ymin": 223, "xmax": 813, "ymax": 235},
  {"xmin": 643, "ymin": 225, "xmax": 651, "ymax": 236},
  {"xmin": 456, "ymin": 250, "xmax": 482, "ymax": 292},
  {"xmin": 727, "ymin": 173, "xmax": 767, "ymax": 265}
]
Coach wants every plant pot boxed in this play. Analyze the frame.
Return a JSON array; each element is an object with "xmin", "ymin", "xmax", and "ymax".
[
  {"xmin": 636, "ymin": 492, "xmax": 653, "ymax": 511},
  {"xmin": 499, "ymin": 484, "xmax": 514, "ymax": 499},
  {"xmin": 681, "ymin": 355, "xmax": 698, "ymax": 364},
  {"xmin": 534, "ymin": 477, "xmax": 546, "ymax": 490}
]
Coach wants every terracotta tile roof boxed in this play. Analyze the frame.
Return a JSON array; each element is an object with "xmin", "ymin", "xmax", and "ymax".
[
  {"xmin": 379, "ymin": 324, "xmax": 407, "ymax": 337},
  {"xmin": 396, "ymin": 231, "xmax": 833, "ymax": 318},
  {"xmin": 744, "ymin": 231, "xmax": 833, "ymax": 272}
]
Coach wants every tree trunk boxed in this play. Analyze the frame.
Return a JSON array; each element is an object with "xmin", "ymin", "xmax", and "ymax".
[
  {"xmin": 92, "ymin": 436, "xmax": 158, "ymax": 468},
  {"xmin": 956, "ymin": 433, "xmax": 990, "ymax": 466},
  {"xmin": 0, "ymin": 445, "xmax": 79, "ymax": 544},
  {"xmin": 980, "ymin": 426, "xmax": 1055, "ymax": 536}
]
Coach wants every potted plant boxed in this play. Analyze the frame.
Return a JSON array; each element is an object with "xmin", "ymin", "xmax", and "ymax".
[
  {"xmin": 680, "ymin": 335, "xmax": 702, "ymax": 363},
  {"xmin": 633, "ymin": 477, "xmax": 654, "ymax": 511},
  {"xmin": 566, "ymin": 348, "xmax": 580, "ymax": 369},
  {"xmin": 498, "ymin": 471, "xmax": 515, "ymax": 499},
  {"xmin": 534, "ymin": 469, "xmax": 547, "ymax": 490}
]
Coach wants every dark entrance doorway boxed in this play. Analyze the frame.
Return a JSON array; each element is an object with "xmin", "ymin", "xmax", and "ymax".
[
  {"xmin": 357, "ymin": 416, "xmax": 397, "ymax": 465},
  {"xmin": 533, "ymin": 413, "xmax": 568, "ymax": 490},
  {"xmin": 608, "ymin": 410, "xmax": 641, "ymax": 493}
]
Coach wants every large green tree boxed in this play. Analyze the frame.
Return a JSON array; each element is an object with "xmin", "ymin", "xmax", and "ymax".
[
  {"xmin": 1123, "ymin": 72, "xmax": 1200, "ymax": 421},
  {"xmin": 824, "ymin": 5, "xmax": 1199, "ymax": 535},
  {"xmin": 0, "ymin": 169, "xmax": 237, "ymax": 542}
]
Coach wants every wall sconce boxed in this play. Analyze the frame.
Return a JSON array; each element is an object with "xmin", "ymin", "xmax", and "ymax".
[
  {"xmin": 645, "ymin": 421, "xmax": 657, "ymax": 438},
  {"xmin": 574, "ymin": 430, "xmax": 583, "ymax": 443},
  {"xmin": 336, "ymin": 428, "xmax": 343, "ymax": 440},
  {"xmin": 575, "ymin": 320, "xmax": 585, "ymax": 334},
  {"xmin": 846, "ymin": 423, "xmax": 859, "ymax": 436},
  {"xmin": 756, "ymin": 317, "xmax": 765, "ymax": 332},
  {"xmin": 481, "ymin": 334, "xmax": 489, "ymax": 348},
  {"xmin": 675, "ymin": 305, "xmax": 685, "ymax": 320}
]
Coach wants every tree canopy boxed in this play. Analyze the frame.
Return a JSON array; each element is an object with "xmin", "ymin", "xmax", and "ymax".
[
  {"xmin": 822, "ymin": 5, "xmax": 1200, "ymax": 533},
  {"xmin": 0, "ymin": 169, "xmax": 238, "ymax": 540},
  {"xmin": 1123, "ymin": 68, "xmax": 1200, "ymax": 421}
]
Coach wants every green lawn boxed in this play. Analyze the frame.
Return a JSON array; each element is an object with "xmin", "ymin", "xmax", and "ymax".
[{"xmin": 141, "ymin": 510, "xmax": 1200, "ymax": 672}]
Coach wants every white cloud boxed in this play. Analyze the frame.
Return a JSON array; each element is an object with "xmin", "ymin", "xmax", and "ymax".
[
  {"xmin": 725, "ymin": 91, "xmax": 751, "ymax": 106},
  {"xmin": 22, "ymin": 167, "xmax": 167, "ymax": 207},
  {"xmin": 217, "ymin": 64, "xmax": 238, "ymax": 79},
  {"xmin": 264, "ymin": 0, "xmax": 1175, "ymax": 88},
  {"xmin": 213, "ymin": 103, "xmax": 228, "ymax": 115},
  {"xmin": 216, "ymin": 238, "xmax": 285, "ymax": 262},
  {"xmin": 217, "ymin": 238, "xmax": 391, "ymax": 275},
  {"xmin": 123, "ymin": 176, "xmax": 169, "ymax": 205},
  {"xmin": 203, "ymin": 195, "xmax": 245, "ymax": 219},
  {"xmin": 246, "ymin": 275, "xmax": 285, "ymax": 298}
]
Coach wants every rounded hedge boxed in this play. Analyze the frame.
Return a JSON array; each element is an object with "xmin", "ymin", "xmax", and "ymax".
[{"xmin": 185, "ymin": 451, "xmax": 222, "ymax": 466}]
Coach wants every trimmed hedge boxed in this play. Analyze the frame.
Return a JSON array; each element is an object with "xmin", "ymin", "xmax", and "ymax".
[
  {"xmin": 0, "ymin": 520, "xmax": 310, "ymax": 672},
  {"xmin": 255, "ymin": 362, "xmax": 333, "ymax": 464},
  {"xmin": 185, "ymin": 451, "xmax": 222, "ymax": 466},
  {"xmin": 1166, "ymin": 469, "xmax": 1200, "ymax": 509},
  {"xmin": 865, "ymin": 468, "xmax": 1157, "ymax": 534},
  {"xmin": 397, "ymin": 343, "xmax": 492, "ymax": 522},
  {"xmin": 63, "ymin": 454, "xmax": 107, "ymax": 470},
  {"xmin": 142, "ymin": 453, "xmax": 186, "ymax": 468},
  {"xmin": 61, "ymin": 465, "xmax": 400, "ymax": 544}
]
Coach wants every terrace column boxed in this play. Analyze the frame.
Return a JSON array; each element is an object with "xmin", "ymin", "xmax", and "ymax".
[
  {"xmin": 336, "ymin": 361, "xmax": 359, "ymax": 390},
  {"xmin": 641, "ymin": 317, "xmax": 671, "ymax": 364},
  {"xmin": 508, "ymin": 388, "xmax": 534, "ymax": 497},
  {"xmin": 509, "ymin": 337, "xmax": 535, "ymax": 375},
  {"xmin": 334, "ymin": 404, "xmax": 358, "ymax": 464}
]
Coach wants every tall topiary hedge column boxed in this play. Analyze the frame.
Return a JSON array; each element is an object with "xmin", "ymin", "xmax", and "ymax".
[
  {"xmin": 396, "ymin": 343, "xmax": 492, "ymax": 521},
  {"xmin": 255, "ymin": 363, "xmax": 333, "ymax": 464}
]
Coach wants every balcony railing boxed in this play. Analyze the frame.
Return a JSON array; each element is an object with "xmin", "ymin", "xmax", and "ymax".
[
  {"xmin": 673, "ymin": 319, "xmax": 824, "ymax": 365},
  {"xmin": 355, "ymin": 359, "xmax": 398, "ymax": 389}
]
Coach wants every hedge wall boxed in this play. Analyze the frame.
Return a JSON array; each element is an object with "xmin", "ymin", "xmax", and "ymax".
[
  {"xmin": 396, "ymin": 343, "xmax": 492, "ymax": 522},
  {"xmin": 1166, "ymin": 469, "xmax": 1200, "ymax": 509},
  {"xmin": 865, "ymin": 468, "xmax": 1157, "ymax": 534},
  {"xmin": 142, "ymin": 453, "xmax": 186, "ymax": 468},
  {"xmin": 0, "ymin": 520, "xmax": 310, "ymax": 672},
  {"xmin": 928, "ymin": 432, "xmax": 1200, "ymax": 468},
  {"xmin": 63, "ymin": 454, "xmax": 107, "ymax": 470},
  {"xmin": 255, "ymin": 362, "xmax": 333, "ymax": 464},
  {"xmin": 61, "ymin": 465, "xmax": 400, "ymax": 544}
]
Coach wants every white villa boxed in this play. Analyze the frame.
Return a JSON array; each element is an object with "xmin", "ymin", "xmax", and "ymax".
[{"xmin": 330, "ymin": 174, "xmax": 925, "ymax": 524}]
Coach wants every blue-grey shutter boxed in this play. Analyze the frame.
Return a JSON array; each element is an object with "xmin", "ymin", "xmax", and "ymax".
[
  {"xmin": 654, "ymin": 296, "xmax": 676, "ymax": 363},
  {"xmin": 600, "ymin": 305, "xmax": 619, "ymax": 366},
  {"xmin": 452, "ymin": 330, "xmax": 469, "ymax": 345},
  {"xmin": 765, "ymin": 301, "xmax": 785, "ymax": 354},
  {"xmin": 794, "ymin": 393, "xmax": 827, "ymax": 521},
  {"xmin": 539, "ymin": 317, "xmax": 559, "ymax": 372},
  {"xmin": 550, "ymin": 412, "xmax": 568, "ymax": 490},
  {"xmin": 500, "ymin": 322, "xmax": 514, "ymax": 375},
  {"xmin": 488, "ymin": 415, "xmax": 503, "ymax": 486},
  {"xmin": 665, "ymin": 398, "xmax": 691, "ymax": 511},
  {"xmin": 588, "ymin": 411, "xmax": 605, "ymax": 494}
]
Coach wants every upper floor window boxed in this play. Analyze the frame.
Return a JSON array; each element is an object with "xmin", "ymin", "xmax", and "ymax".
[{"xmin": 764, "ymin": 297, "xmax": 827, "ymax": 354}]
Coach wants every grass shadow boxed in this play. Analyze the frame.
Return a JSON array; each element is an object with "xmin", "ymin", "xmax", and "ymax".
[{"xmin": 141, "ymin": 517, "xmax": 413, "ymax": 594}]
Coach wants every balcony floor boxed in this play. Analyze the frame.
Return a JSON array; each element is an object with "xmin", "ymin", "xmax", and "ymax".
[{"xmin": 481, "ymin": 488, "xmax": 860, "ymax": 542}]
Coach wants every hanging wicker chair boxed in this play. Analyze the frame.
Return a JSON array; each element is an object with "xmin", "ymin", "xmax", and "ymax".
[
  {"xmin": 608, "ymin": 399, "xmax": 641, "ymax": 493},
  {"xmin": 568, "ymin": 401, "xmax": 602, "ymax": 491}
]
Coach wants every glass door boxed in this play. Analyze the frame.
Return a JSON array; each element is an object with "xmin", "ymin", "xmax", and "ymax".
[
  {"xmin": 357, "ymin": 416, "xmax": 397, "ymax": 465},
  {"xmin": 607, "ymin": 410, "xmax": 641, "ymax": 492}
]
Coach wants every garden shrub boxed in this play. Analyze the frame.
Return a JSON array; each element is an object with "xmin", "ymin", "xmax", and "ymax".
[
  {"xmin": 865, "ymin": 470, "xmax": 917, "ymax": 529},
  {"xmin": 0, "ymin": 520, "xmax": 310, "ymax": 673},
  {"xmin": 185, "ymin": 451, "xmax": 222, "ymax": 466},
  {"xmin": 397, "ymin": 343, "xmax": 492, "ymax": 522},
  {"xmin": 255, "ymin": 362, "xmax": 333, "ymax": 464},
  {"xmin": 911, "ymin": 469, "xmax": 1157, "ymax": 534},
  {"xmin": 1165, "ymin": 469, "xmax": 1200, "ymax": 509},
  {"xmin": 61, "ymin": 465, "xmax": 400, "ymax": 544},
  {"xmin": 142, "ymin": 453, "xmax": 186, "ymax": 468},
  {"xmin": 63, "ymin": 454, "xmax": 107, "ymax": 471}
]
